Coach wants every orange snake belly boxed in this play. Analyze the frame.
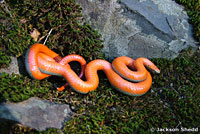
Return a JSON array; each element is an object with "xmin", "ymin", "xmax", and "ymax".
[{"xmin": 25, "ymin": 43, "xmax": 160, "ymax": 96}]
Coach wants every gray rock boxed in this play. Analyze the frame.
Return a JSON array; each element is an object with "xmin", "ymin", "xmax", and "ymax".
[
  {"xmin": 0, "ymin": 56, "xmax": 20, "ymax": 75},
  {"xmin": 0, "ymin": 55, "xmax": 29, "ymax": 75},
  {"xmin": 76, "ymin": 0, "xmax": 197, "ymax": 60},
  {"xmin": 0, "ymin": 97, "xmax": 73, "ymax": 130}
]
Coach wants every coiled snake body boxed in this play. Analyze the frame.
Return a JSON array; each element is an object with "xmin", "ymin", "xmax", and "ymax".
[{"xmin": 25, "ymin": 44, "xmax": 160, "ymax": 96}]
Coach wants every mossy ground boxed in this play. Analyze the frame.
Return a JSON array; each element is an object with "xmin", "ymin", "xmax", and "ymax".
[{"xmin": 0, "ymin": 0, "xmax": 200, "ymax": 134}]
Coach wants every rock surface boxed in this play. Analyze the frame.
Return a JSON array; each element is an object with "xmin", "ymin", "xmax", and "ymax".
[
  {"xmin": 76, "ymin": 0, "xmax": 197, "ymax": 60},
  {"xmin": 0, "ymin": 56, "xmax": 20, "ymax": 75},
  {"xmin": 0, "ymin": 97, "xmax": 73, "ymax": 130}
]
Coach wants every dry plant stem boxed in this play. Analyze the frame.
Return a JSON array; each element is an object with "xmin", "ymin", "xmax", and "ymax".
[{"xmin": 43, "ymin": 28, "xmax": 53, "ymax": 45}]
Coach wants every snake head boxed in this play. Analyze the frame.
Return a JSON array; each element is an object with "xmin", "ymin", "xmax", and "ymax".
[
  {"xmin": 138, "ymin": 57, "xmax": 160, "ymax": 74},
  {"xmin": 146, "ymin": 64, "xmax": 160, "ymax": 74}
]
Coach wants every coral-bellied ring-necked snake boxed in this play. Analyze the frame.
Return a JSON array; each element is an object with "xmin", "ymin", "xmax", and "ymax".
[{"xmin": 25, "ymin": 43, "xmax": 160, "ymax": 96}]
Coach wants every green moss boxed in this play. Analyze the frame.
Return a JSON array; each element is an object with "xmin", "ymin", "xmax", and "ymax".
[
  {"xmin": 0, "ymin": 0, "xmax": 103, "ymax": 63},
  {"xmin": 151, "ymin": 48, "xmax": 200, "ymax": 128},
  {"xmin": 175, "ymin": 0, "xmax": 200, "ymax": 43},
  {"xmin": 0, "ymin": 73, "xmax": 52, "ymax": 102},
  {"xmin": 0, "ymin": 3, "xmax": 35, "ymax": 58},
  {"xmin": 0, "ymin": 48, "xmax": 11, "ymax": 68}
]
